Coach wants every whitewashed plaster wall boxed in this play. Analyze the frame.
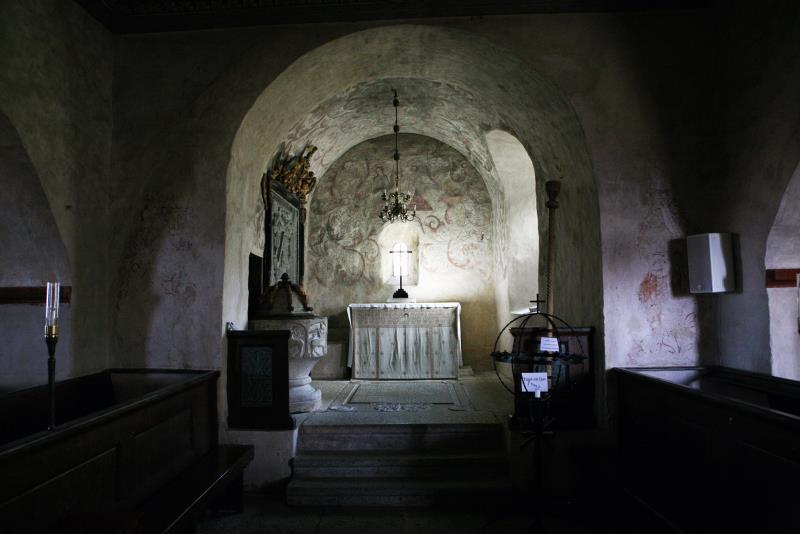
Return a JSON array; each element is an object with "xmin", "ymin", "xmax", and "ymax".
[
  {"xmin": 107, "ymin": 13, "xmax": 736, "ymax": 379},
  {"xmin": 108, "ymin": 13, "xmax": 725, "ymax": 483},
  {"xmin": 485, "ymin": 130, "xmax": 539, "ymax": 351},
  {"xmin": 0, "ymin": 0, "xmax": 113, "ymax": 388},
  {"xmin": 305, "ymin": 134, "xmax": 496, "ymax": 369},
  {"xmin": 0, "ymin": 112, "xmax": 72, "ymax": 391},
  {"xmin": 766, "ymin": 163, "xmax": 800, "ymax": 379},
  {"xmin": 222, "ymin": 28, "xmax": 601, "ymax": 380},
  {"xmin": 703, "ymin": 6, "xmax": 800, "ymax": 374}
]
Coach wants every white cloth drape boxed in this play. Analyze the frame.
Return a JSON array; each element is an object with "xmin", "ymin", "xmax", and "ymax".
[{"xmin": 347, "ymin": 303, "xmax": 462, "ymax": 379}]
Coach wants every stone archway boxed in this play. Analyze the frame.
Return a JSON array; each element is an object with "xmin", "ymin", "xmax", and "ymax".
[
  {"xmin": 223, "ymin": 25, "xmax": 602, "ymax": 356},
  {"xmin": 766, "ymin": 161, "xmax": 800, "ymax": 379},
  {"xmin": 485, "ymin": 129, "xmax": 539, "ymax": 336}
]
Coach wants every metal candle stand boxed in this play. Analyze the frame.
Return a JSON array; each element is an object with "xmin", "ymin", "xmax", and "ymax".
[
  {"xmin": 44, "ymin": 282, "xmax": 60, "ymax": 431},
  {"xmin": 45, "ymin": 330, "xmax": 57, "ymax": 430},
  {"xmin": 490, "ymin": 310, "xmax": 587, "ymax": 532}
]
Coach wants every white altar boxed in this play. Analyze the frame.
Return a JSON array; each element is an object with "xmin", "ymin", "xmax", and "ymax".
[{"xmin": 347, "ymin": 303, "xmax": 462, "ymax": 379}]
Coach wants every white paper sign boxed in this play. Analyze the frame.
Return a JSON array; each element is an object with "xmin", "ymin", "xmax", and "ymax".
[
  {"xmin": 539, "ymin": 336, "xmax": 560, "ymax": 353},
  {"xmin": 521, "ymin": 372, "xmax": 549, "ymax": 395}
]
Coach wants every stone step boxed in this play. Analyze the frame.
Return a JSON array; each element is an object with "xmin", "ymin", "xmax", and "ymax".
[
  {"xmin": 292, "ymin": 451, "xmax": 508, "ymax": 479},
  {"xmin": 298, "ymin": 423, "xmax": 505, "ymax": 453},
  {"xmin": 286, "ymin": 477, "xmax": 512, "ymax": 507}
]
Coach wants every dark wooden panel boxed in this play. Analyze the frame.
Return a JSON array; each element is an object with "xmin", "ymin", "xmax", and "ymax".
[
  {"xmin": 765, "ymin": 268, "xmax": 800, "ymax": 288},
  {"xmin": 0, "ymin": 369, "xmax": 219, "ymax": 532},
  {"xmin": 75, "ymin": 0, "xmax": 711, "ymax": 34},
  {"xmin": 615, "ymin": 366, "xmax": 800, "ymax": 533},
  {"xmin": 0, "ymin": 447, "xmax": 118, "ymax": 534},
  {"xmin": 0, "ymin": 371, "xmax": 114, "ymax": 447},
  {"xmin": 130, "ymin": 409, "xmax": 194, "ymax": 492},
  {"xmin": 121, "ymin": 445, "xmax": 254, "ymax": 534},
  {"xmin": 227, "ymin": 330, "xmax": 294, "ymax": 430},
  {"xmin": 0, "ymin": 286, "xmax": 71, "ymax": 304}
]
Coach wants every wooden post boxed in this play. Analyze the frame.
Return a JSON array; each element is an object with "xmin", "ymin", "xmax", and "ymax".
[{"xmin": 545, "ymin": 180, "xmax": 561, "ymax": 331}]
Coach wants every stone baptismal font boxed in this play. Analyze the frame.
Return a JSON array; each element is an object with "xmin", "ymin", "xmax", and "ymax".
[{"xmin": 250, "ymin": 274, "xmax": 327, "ymax": 413}]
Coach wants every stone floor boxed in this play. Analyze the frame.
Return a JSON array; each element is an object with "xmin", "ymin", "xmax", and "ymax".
[
  {"xmin": 197, "ymin": 493, "xmax": 590, "ymax": 534},
  {"xmin": 198, "ymin": 372, "xmax": 596, "ymax": 534},
  {"xmin": 294, "ymin": 370, "xmax": 515, "ymax": 427}
]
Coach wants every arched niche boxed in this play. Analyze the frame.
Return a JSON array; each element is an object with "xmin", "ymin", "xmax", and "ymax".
[
  {"xmin": 378, "ymin": 225, "xmax": 419, "ymax": 288},
  {"xmin": 0, "ymin": 110, "xmax": 71, "ymax": 391},
  {"xmin": 485, "ymin": 129, "xmax": 539, "ymax": 344},
  {"xmin": 224, "ymin": 25, "xmax": 603, "ymax": 364},
  {"xmin": 766, "ymin": 160, "xmax": 800, "ymax": 379},
  {"xmin": 305, "ymin": 133, "xmax": 496, "ymax": 368}
]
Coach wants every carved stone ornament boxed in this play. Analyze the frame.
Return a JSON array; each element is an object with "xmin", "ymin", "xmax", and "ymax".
[{"xmin": 250, "ymin": 315, "xmax": 328, "ymax": 413}]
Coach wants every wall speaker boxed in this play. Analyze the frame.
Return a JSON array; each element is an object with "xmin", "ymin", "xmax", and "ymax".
[{"xmin": 687, "ymin": 233, "xmax": 735, "ymax": 293}]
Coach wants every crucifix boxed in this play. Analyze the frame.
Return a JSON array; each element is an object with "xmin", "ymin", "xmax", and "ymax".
[
  {"xmin": 390, "ymin": 245, "xmax": 413, "ymax": 299},
  {"xmin": 529, "ymin": 293, "xmax": 546, "ymax": 313}
]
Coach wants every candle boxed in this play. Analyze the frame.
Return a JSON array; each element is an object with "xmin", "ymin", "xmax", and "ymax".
[{"xmin": 45, "ymin": 282, "xmax": 60, "ymax": 335}]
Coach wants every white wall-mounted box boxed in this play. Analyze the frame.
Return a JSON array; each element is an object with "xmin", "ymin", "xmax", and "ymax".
[{"xmin": 687, "ymin": 233, "xmax": 735, "ymax": 294}]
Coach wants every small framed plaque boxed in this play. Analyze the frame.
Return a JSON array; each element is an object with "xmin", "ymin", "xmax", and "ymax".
[{"xmin": 226, "ymin": 330, "xmax": 294, "ymax": 430}]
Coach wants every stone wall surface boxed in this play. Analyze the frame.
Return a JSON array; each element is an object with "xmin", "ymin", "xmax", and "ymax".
[
  {"xmin": 766, "ymin": 163, "xmax": 800, "ymax": 379},
  {"xmin": 25, "ymin": 4, "xmax": 793, "ymax": 484},
  {"xmin": 708, "ymin": 4, "xmax": 800, "ymax": 373},
  {"xmin": 0, "ymin": 0, "xmax": 113, "ymax": 388},
  {"xmin": 0, "ymin": 111, "xmax": 72, "ymax": 390},
  {"xmin": 107, "ymin": 13, "xmax": 712, "ymax": 436},
  {"xmin": 305, "ymin": 134, "xmax": 496, "ymax": 369},
  {"xmin": 2, "ymin": 0, "xmax": 798, "ymax": 487}
]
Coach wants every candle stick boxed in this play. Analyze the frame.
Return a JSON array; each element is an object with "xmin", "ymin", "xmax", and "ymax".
[
  {"xmin": 45, "ymin": 282, "xmax": 60, "ymax": 337},
  {"xmin": 44, "ymin": 281, "xmax": 60, "ymax": 430}
]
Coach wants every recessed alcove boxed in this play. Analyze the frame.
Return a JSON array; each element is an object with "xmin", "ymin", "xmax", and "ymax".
[
  {"xmin": 218, "ymin": 24, "xmax": 602, "ymax": 488},
  {"xmin": 305, "ymin": 133, "xmax": 496, "ymax": 369},
  {"xmin": 223, "ymin": 25, "xmax": 602, "ymax": 380}
]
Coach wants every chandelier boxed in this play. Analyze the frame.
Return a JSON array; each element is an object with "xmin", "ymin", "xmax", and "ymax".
[{"xmin": 379, "ymin": 89, "xmax": 416, "ymax": 223}]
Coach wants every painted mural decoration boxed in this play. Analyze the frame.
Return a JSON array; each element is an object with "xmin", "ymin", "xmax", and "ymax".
[
  {"xmin": 305, "ymin": 134, "xmax": 493, "ymax": 315},
  {"xmin": 625, "ymin": 174, "xmax": 701, "ymax": 365}
]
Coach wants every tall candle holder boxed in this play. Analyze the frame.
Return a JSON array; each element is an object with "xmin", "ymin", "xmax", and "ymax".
[{"xmin": 44, "ymin": 282, "xmax": 60, "ymax": 430}]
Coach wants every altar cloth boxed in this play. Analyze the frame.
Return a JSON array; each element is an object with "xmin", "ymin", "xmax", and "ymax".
[{"xmin": 347, "ymin": 303, "xmax": 462, "ymax": 379}]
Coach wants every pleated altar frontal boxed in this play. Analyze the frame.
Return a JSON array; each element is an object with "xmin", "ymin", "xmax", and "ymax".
[{"xmin": 347, "ymin": 303, "xmax": 463, "ymax": 379}]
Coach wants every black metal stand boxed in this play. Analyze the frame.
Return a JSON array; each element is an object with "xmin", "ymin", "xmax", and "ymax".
[
  {"xmin": 45, "ymin": 336, "xmax": 57, "ymax": 430},
  {"xmin": 490, "ymin": 310, "xmax": 591, "ymax": 533},
  {"xmin": 392, "ymin": 275, "xmax": 409, "ymax": 299},
  {"xmin": 518, "ymin": 393, "xmax": 553, "ymax": 532}
]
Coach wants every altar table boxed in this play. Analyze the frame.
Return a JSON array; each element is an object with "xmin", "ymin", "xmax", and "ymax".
[{"xmin": 347, "ymin": 303, "xmax": 462, "ymax": 379}]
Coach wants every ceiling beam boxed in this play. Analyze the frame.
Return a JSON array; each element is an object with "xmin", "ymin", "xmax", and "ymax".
[{"xmin": 74, "ymin": 0, "xmax": 711, "ymax": 34}]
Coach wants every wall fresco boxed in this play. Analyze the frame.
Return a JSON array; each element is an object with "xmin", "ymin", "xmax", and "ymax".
[
  {"xmin": 304, "ymin": 134, "xmax": 496, "ymax": 368},
  {"xmin": 623, "ymin": 174, "xmax": 700, "ymax": 365}
]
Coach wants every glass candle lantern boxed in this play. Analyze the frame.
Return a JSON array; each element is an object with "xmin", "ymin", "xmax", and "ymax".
[{"xmin": 45, "ymin": 282, "xmax": 60, "ymax": 337}]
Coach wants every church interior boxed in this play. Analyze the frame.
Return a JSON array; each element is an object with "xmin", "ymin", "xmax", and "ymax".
[{"xmin": 2, "ymin": 0, "xmax": 800, "ymax": 532}]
